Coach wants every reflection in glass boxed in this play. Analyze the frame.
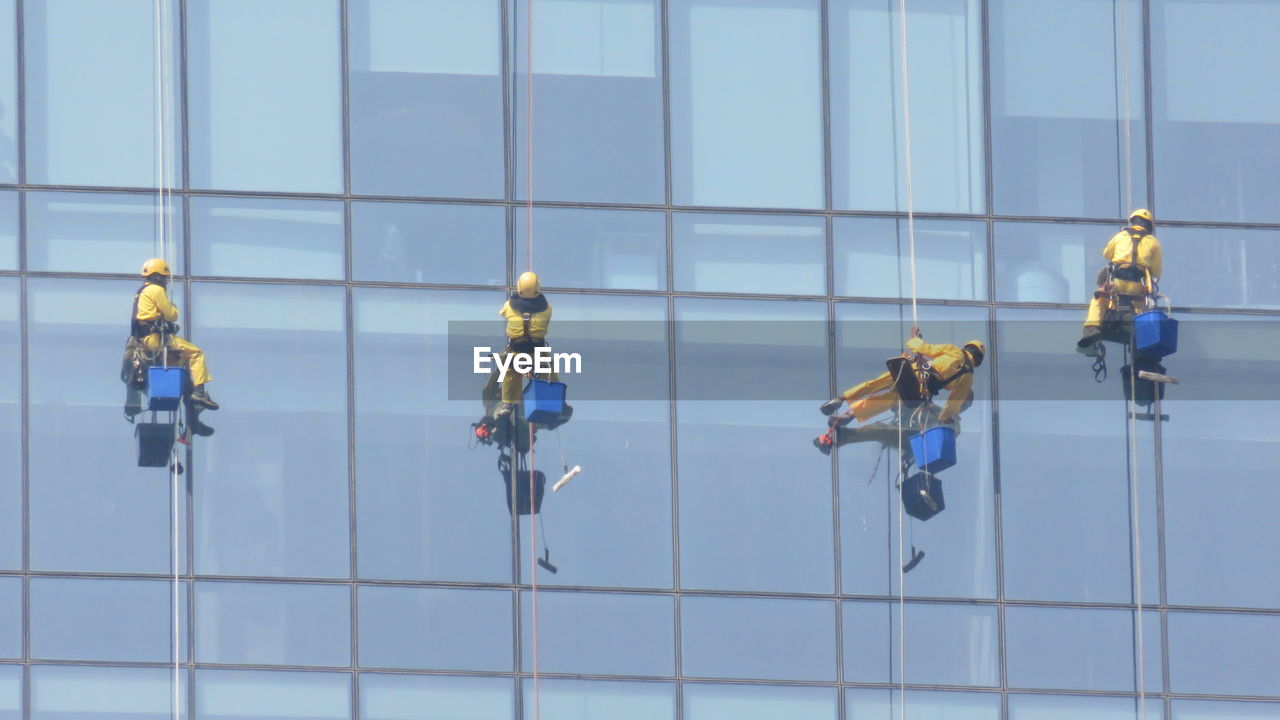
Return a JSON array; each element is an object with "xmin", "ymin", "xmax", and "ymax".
[
  {"xmin": 524, "ymin": 679, "xmax": 675, "ymax": 720},
  {"xmin": 673, "ymin": 213, "xmax": 825, "ymax": 295},
  {"xmin": 993, "ymin": 222, "xmax": 1114, "ymax": 304},
  {"xmin": 670, "ymin": 0, "xmax": 823, "ymax": 209},
  {"xmin": 0, "ymin": 0, "xmax": 15, "ymax": 185},
  {"xmin": 353, "ymin": 202, "xmax": 506, "ymax": 286},
  {"xmin": 189, "ymin": 197, "xmax": 344, "ymax": 280},
  {"xmin": 1168, "ymin": 611, "xmax": 1280, "ymax": 698},
  {"xmin": 831, "ymin": 0, "xmax": 984, "ymax": 213},
  {"xmin": 31, "ymin": 666, "xmax": 176, "ymax": 720},
  {"xmin": 682, "ymin": 596, "xmax": 835, "ymax": 682},
  {"xmin": 845, "ymin": 688, "xmax": 1000, "ymax": 720},
  {"xmin": 349, "ymin": 0, "xmax": 503, "ymax": 198},
  {"xmin": 515, "ymin": 207, "xmax": 666, "ymax": 291},
  {"xmin": 1156, "ymin": 226, "xmax": 1280, "ymax": 310},
  {"xmin": 196, "ymin": 669, "xmax": 351, "ymax": 720},
  {"xmin": 188, "ymin": 0, "xmax": 342, "ymax": 193},
  {"xmin": 0, "ymin": 576, "xmax": 17, "ymax": 659},
  {"xmin": 1006, "ymin": 606, "xmax": 1162, "ymax": 692},
  {"xmin": 360, "ymin": 674, "xmax": 513, "ymax": 720},
  {"xmin": 192, "ymin": 283, "xmax": 349, "ymax": 578},
  {"xmin": 357, "ymin": 586, "xmax": 512, "ymax": 672},
  {"xmin": 0, "ymin": 277, "xmax": 17, "ymax": 570},
  {"xmin": 29, "ymin": 577, "xmax": 170, "ymax": 663},
  {"xmin": 0, "ymin": 191, "xmax": 14, "ymax": 270},
  {"xmin": 834, "ymin": 218, "xmax": 987, "ymax": 300},
  {"xmin": 684, "ymin": 683, "xmax": 836, "ymax": 720},
  {"xmin": 26, "ymin": 192, "xmax": 183, "ymax": 275},
  {"xmin": 513, "ymin": 0, "xmax": 664, "ymax": 204},
  {"xmin": 520, "ymin": 591, "xmax": 673, "ymax": 677},
  {"xmin": 1010, "ymin": 694, "xmax": 1162, "ymax": 720},
  {"xmin": 843, "ymin": 601, "xmax": 998, "ymax": 687},
  {"xmin": 196, "ymin": 581, "xmax": 350, "ymax": 667},
  {"xmin": 990, "ymin": 0, "xmax": 1145, "ymax": 218}
]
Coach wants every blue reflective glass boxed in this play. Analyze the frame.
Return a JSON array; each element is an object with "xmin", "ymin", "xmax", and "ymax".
[
  {"xmin": 1156, "ymin": 226, "xmax": 1280, "ymax": 310},
  {"xmin": 354, "ymin": 288, "xmax": 511, "ymax": 583},
  {"xmin": 684, "ymin": 684, "xmax": 837, "ymax": 720},
  {"xmin": 353, "ymin": 202, "xmax": 505, "ymax": 286},
  {"xmin": 0, "ymin": 277, "xmax": 17, "ymax": 570},
  {"xmin": 360, "ymin": 674, "xmax": 514, "ymax": 720},
  {"xmin": 519, "ymin": 591, "xmax": 673, "ymax": 677},
  {"xmin": 1006, "ymin": 606, "xmax": 1162, "ymax": 692},
  {"xmin": 0, "ymin": 192, "xmax": 13, "ymax": 270},
  {"xmin": 349, "ymin": 0, "xmax": 503, "ymax": 199},
  {"xmin": 681, "ymin": 596, "xmax": 835, "ymax": 682},
  {"xmin": 0, "ymin": 576, "xmax": 17, "ymax": 659},
  {"xmin": 1010, "ymin": 694, "xmax": 1162, "ymax": 720},
  {"xmin": 675, "ymin": 299, "xmax": 833, "ymax": 593},
  {"xmin": 196, "ymin": 669, "xmax": 351, "ymax": 720},
  {"xmin": 993, "ymin": 222, "xmax": 1114, "ymax": 304},
  {"xmin": 670, "ymin": 0, "xmax": 823, "ymax": 209},
  {"xmin": 843, "ymin": 601, "xmax": 998, "ymax": 687},
  {"xmin": 830, "ymin": 0, "xmax": 984, "ymax": 213},
  {"xmin": 0, "ymin": 665, "xmax": 16, "ymax": 720},
  {"xmin": 990, "ymin": 0, "xmax": 1145, "ymax": 218},
  {"xmin": 0, "ymin": 0, "xmax": 14, "ymax": 185},
  {"xmin": 1152, "ymin": 0, "xmax": 1280, "ymax": 223},
  {"xmin": 26, "ymin": 191, "xmax": 183, "ymax": 275},
  {"xmin": 357, "ymin": 586, "xmax": 511, "ymax": 672},
  {"xmin": 196, "ymin": 581, "xmax": 350, "ymax": 667},
  {"xmin": 192, "ymin": 283, "xmax": 349, "ymax": 578},
  {"xmin": 188, "ymin": 0, "xmax": 342, "ymax": 193},
  {"xmin": 28, "ymin": 278, "xmax": 172, "ymax": 573},
  {"xmin": 31, "ymin": 665, "xmax": 178, "ymax": 720},
  {"xmin": 673, "ymin": 213, "xmax": 825, "ymax": 295},
  {"xmin": 834, "ymin": 218, "xmax": 987, "ymax": 300},
  {"xmin": 189, "ymin": 196, "xmax": 343, "ymax": 280},
  {"xmin": 524, "ymin": 679, "xmax": 674, "ymax": 720},
  {"xmin": 513, "ymin": 0, "xmax": 664, "ymax": 204},
  {"xmin": 23, "ymin": 0, "xmax": 180, "ymax": 187},
  {"xmin": 515, "ymin": 207, "xmax": 666, "ymax": 291},
  {"xmin": 29, "ymin": 577, "xmax": 173, "ymax": 662},
  {"xmin": 1169, "ymin": 611, "xmax": 1280, "ymax": 697},
  {"xmin": 1174, "ymin": 700, "xmax": 1280, "ymax": 720},
  {"xmin": 845, "ymin": 688, "xmax": 1000, "ymax": 720}
]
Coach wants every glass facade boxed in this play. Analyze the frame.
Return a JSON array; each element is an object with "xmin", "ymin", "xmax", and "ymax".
[{"xmin": 1, "ymin": 1, "xmax": 1275, "ymax": 719}]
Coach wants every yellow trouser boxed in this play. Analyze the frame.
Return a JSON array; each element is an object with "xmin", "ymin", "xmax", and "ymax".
[
  {"xmin": 141, "ymin": 333, "xmax": 211, "ymax": 387},
  {"xmin": 840, "ymin": 372, "xmax": 901, "ymax": 423},
  {"xmin": 492, "ymin": 351, "xmax": 559, "ymax": 404},
  {"xmin": 1084, "ymin": 278, "xmax": 1147, "ymax": 327}
]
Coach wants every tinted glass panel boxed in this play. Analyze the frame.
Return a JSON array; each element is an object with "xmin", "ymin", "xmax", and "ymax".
[
  {"xmin": 349, "ymin": 0, "xmax": 503, "ymax": 198},
  {"xmin": 26, "ymin": 192, "xmax": 183, "ymax": 275},
  {"xmin": 0, "ymin": 666, "xmax": 16, "ymax": 720},
  {"xmin": 993, "ymin": 221, "xmax": 1113, "ymax": 304},
  {"xmin": 834, "ymin": 218, "xmax": 987, "ymax": 300},
  {"xmin": 360, "ymin": 674, "xmax": 514, "ymax": 720},
  {"xmin": 188, "ymin": 0, "xmax": 342, "ymax": 193},
  {"xmin": 1010, "ymin": 694, "xmax": 1161, "ymax": 720},
  {"xmin": 673, "ymin": 213, "xmax": 825, "ymax": 295},
  {"xmin": 1173, "ymin": 700, "xmax": 1280, "ymax": 720},
  {"xmin": 357, "ymin": 586, "xmax": 512, "ymax": 672},
  {"xmin": 670, "ymin": 0, "xmax": 823, "ymax": 209},
  {"xmin": 352, "ymin": 202, "xmax": 505, "ymax": 286},
  {"xmin": 524, "ymin": 679, "xmax": 674, "ymax": 720},
  {"xmin": 0, "ymin": 0, "xmax": 15, "ymax": 185},
  {"xmin": 1006, "ymin": 606, "xmax": 1162, "ymax": 692},
  {"xmin": 843, "ymin": 601, "xmax": 998, "ymax": 687},
  {"xmin": 1168, "ymin": 611, "xmax": 1280, "ymax": 697},
  {"xmin": 681, "ymin": 596, "xmax": 835, "ymax": 682},
  {"xmin": 192, "ymin": 283, "xmax": 349, "ymax": 578},
  {"xmin": 845, "ymin": 688, "xmax": 1001, "ymax": 720},
  {"xmin": 520, "ymin": 591, "xmax": 673, "ymax": 677},
  {"xmin": 190, "ymin": 197, "xmax": 344, "ymax": 280},
  {"xmin": 1157, "ymin": 226, "xmax": 1280, "ymax": 310},
  {"xmin": 196, "ymin": 581, "xmax": 350, "ymax": 667},
  {"xmin": 0, "ymin": 576, "xmax": 17, "ymax": 659},
  {"xmin": 990, "ymin": 0, "xmax": 1145, "ymax": 218},
  {"xmin": 29, "ymin": 577, "xmax": 171, "ymax": 662},
  {"xmin": 0, "ymin": 278, "xmax": 17, "ymax": 570},
  {"xmin": 515, "ymin": 207, "xmax": 666, "ymax": 291},
  {"xmin": 31, "ymin": 666, "xmax": 176, "ymax": 720},
  {"xmin": 0, "ymin": 192, "xmax": 13, "ymax": 270},
  {"xmin": 831, "ymin": 0, "xmax": 984, "ymax": 213},
  {"xmin": 196, "ymin": 669, "xmax": 351, "ymax": 720},
  {"xmin": 684, "ymin": 684, "xmax": 836, "ymax": 720}
]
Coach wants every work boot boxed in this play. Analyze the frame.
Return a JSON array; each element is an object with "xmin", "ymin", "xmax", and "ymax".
[
  {"xmin": 494, "ymin": 402, "xmax": 514, "ymax": 420},
  {"xmin": 1076, "ymin": 326, "xmax": 1102, "ymax": 352},
  {"xmin": 190, "ymin": 386, "xmax": 219, "ymax": 411},
  {"xmin": 819, "ymin": 397, "xmax": 844, "ymax": 416},
  {"xmin": 813, "ymin": 433, "xmax": 834, "ymax": 456},
  {"xmin": 189, "ymin": 418, "xmax": 215, "ymax": 437}
]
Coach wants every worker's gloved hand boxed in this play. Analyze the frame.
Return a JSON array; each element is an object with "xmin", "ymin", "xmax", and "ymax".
[
  {"xmin": 910, "ymin": 326, "xmax": 922, "ymax": 339},
  {"xmin": 819, "ymin": 397, "xmax": 844, "ymax": 416}
]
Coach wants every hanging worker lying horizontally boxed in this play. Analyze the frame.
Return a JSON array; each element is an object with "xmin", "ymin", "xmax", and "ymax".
[
  {"xmin": 132, "ymin": 258, "xmax": 219, "ymax": 413},
  {"xmin": 1077, "ymin": 208, "xmax": 1162, "ymax": 353},
  {"xmin": 814, "ymin": 329, "xmax": 984, "ymax": 455}
]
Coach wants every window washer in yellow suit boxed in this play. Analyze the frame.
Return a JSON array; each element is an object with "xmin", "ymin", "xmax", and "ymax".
[
  {"xmin": 133, "ymin": 258, "xmax": 219, "ymax": 412},
  {"xmin": 1077, "ymin": 208, "xmax": 1163, "ymax": 354}
]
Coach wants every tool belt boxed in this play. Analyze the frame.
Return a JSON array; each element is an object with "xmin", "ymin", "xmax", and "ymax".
[{"xmin": 1108, "ymin": 263, "xmax": 1147, "ymax": 284}]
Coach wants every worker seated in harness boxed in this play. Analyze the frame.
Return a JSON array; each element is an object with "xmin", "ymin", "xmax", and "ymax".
[
  {"xmin": 814, "ymin": 329, "xmax": 984, "ymax": 456},
  {"xmin": 1077, "ymin": 209, "xmax": 1162, "ymax": 354},
  {"xmin": 130, "ymin": 258, "xmax": 219, "ymax": 418}
]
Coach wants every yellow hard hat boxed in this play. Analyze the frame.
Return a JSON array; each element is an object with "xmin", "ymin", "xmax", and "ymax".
[
  {"xmin": 517, "ymin": 271, "xmax": 541, "ymax": 299},
  {"xmin": 1129, "ymin": 208, "xmax": 1154, "ymax": 224},
  {"xmin": 963, "ymin": 340, "xmax": 985, "ymax": 366},
  {"xmin": 141, "ymin": 258, "xmax": 172, "ymax": 277}
]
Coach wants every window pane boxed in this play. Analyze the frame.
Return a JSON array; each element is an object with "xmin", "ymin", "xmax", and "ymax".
[
  {"xmin": 834, "ymin": 218, "xmax": 987, "ymax": 300},
  {"xmin": 1156, "ymin": 226, "xmax": 1280, "ymax": 310},
  {"xmin": 845, "ymin": 688, "xmax": 1001, "ymax": 720},
  {"xmin": 1010, "ymin": 694, "xmax": 1162, "ymax": 720},
  {"xmin": 196, "ymin": 669, "xmax": 350, "ymax": 720},
  {"xmin": 993, "ymin": 221, "xmax": 1112, "ymax": 304},
  {"xmin": 31, "ymin": 666, "xmax": 176, "ymax": 720},
  {"xmin": 24, "ymin": 0, "xmax": 179, "ymax": 187},
  {"xmin": 513, "ymin": 0, "xmax": 664, "ymax": 204},
  {"xmin": 353, "ymin": 202, "xmax": 505, "ymax": 286},
  {"xmin": 1152, "ymin": 0, "xmax": 1280, "ymax": 222},
  {"xmin": 1169, "ymin": 611, "xmax": 1280, "ymax": 697},
  {"xmin": 26, "ymin": 191, "xmax": 183, "ymax": 275},
  {"xmin": 515, "ymin": 207, "xmax": 666, "ymax": 291},
  {"xmin": 190, "ymin": 197, "xmax": 344, "ymax": 280},
  {"xmin": 675, "ymin": 299, "xmax": 833, "ymax": 593},
  {"xmin": 360, "ymin": 674, "xmax": 513, "ymax": 720},
  {"xmin": 681, "ymin": 596, "xmax": 835, "ymax": 682},
  {"xmin": 670, "ymin": 0, "xmax": 822, "ymax": 209},
  {"xmin": 523, "ymin": 679, "xmax": 674, "ymax": 720},
  {"xmin": 843, "ymin": 601, "xmax": 998, "ymax": 687},
  {"xmin": 29, "ymin": 577, "xmax": 171, "ymax": 662},
  {"xmin": 1006, "ymin": 606, "xmax": 1162, "ymax": 692},
  {"xmin": 188, "ymin": 0, "xmax": 342, "ymax": 193},
  {"xmin": 0, "ymin": 192, "xmax": 14, "ymax": 270},
  {"xmin": 684, "ymin": 684, "xmax": 836, "ymax": 720},
  {"xmin": 192, "ymin": 283, "xmax": 349, "ymax": 578},
  {"xmin": 0, "ymin": 0, "xmax": 15, "ymax": 185},
  {"xmin": 1174, "ymin": 700, "xmax": 1280, "ymax": 720},
  {"xmin": 990, "ymin": 0, "xmax": 1145, "ymax": 218},
  {"xmin": 519, "ymin": 591, "xmax": 673, "ymax": 677},
  {"xmin": 0, "ymin": 277, "xmax": 17, "ymax": 570},
  {"xmin": 349, "ymin": 0, "xmax": 503, "ymax": 198},
  {"xmin": 196, "ymin": 581, "xmax": 350, "ymax": 667},
  {"xmin": 831, "ymin": 0, "xmax": 984, "ymax": 213},
  {"xmin": 357, "ymin": 586, "xmax": 511, "ymax": 672},
  {"xmin": 673, "ymin": 213, "xmax": 825, "ymax": 295},
  {"xmin": 0, "ymin": 576, "xmax": 17, "ymax": 659},
  {"xmin": 0, "ymin": 665, "xmax": 17, "ymax": 720},
  {"xmin": 28, "ymin": 278, "xmax": 171, "ymax": 573}
]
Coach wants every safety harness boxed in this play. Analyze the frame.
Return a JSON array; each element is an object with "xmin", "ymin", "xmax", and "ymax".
[{"xmin": 505, "ymin": 292, "xmax": 549, "ymax": 354}]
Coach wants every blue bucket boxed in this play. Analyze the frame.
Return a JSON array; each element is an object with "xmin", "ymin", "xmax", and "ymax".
[
  {"xmin": 909, "ymin": 426, "xmax": 957, "ymax": 474},
  {"xmin": 147, "ymin": 367, "xmax": 187, "ymax": 411},
  {"xmin": 522, "ymin": 379, "xmax": 567, "ymax": 424},
  {"xmin": 1134, "ymin": 309, "xmax": 1178, "ymax": 358}
]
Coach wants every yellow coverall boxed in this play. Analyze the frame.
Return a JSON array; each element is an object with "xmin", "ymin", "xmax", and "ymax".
[
  {"xmin": 840, "ymin": 338, "xmax": 975, "ymax": 423},
  {"xmin": 1084, "ymin": 228, "xmax": 1162, "ymax": 327},
  {"xmin": 136, "ymin": 283, "xmax": 212, "ymax": 386},
  {"xmin": 497, "ymin": 295, "xmax": 555, "ymax": 403}
]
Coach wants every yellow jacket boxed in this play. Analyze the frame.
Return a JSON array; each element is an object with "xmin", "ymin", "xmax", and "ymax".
[
  {"xmin": 907, "ymin": 337, "xmax": 975, "ymax": 422},
  {"xmin": 1102, "ymin": 227, "xmax": 1162, "ymax": 278},
  {"xmin": 499, "ymin": 293, "xmax": 551, "ymax": 344},
  {"xmin": 136, "ymin": 283, "xmax": 178, "ymax": 325}
]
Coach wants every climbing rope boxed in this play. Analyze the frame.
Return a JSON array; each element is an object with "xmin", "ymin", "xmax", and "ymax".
[{"xmin": 523, "ymin": 2, "xmax": 541, "ymax": 718}]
